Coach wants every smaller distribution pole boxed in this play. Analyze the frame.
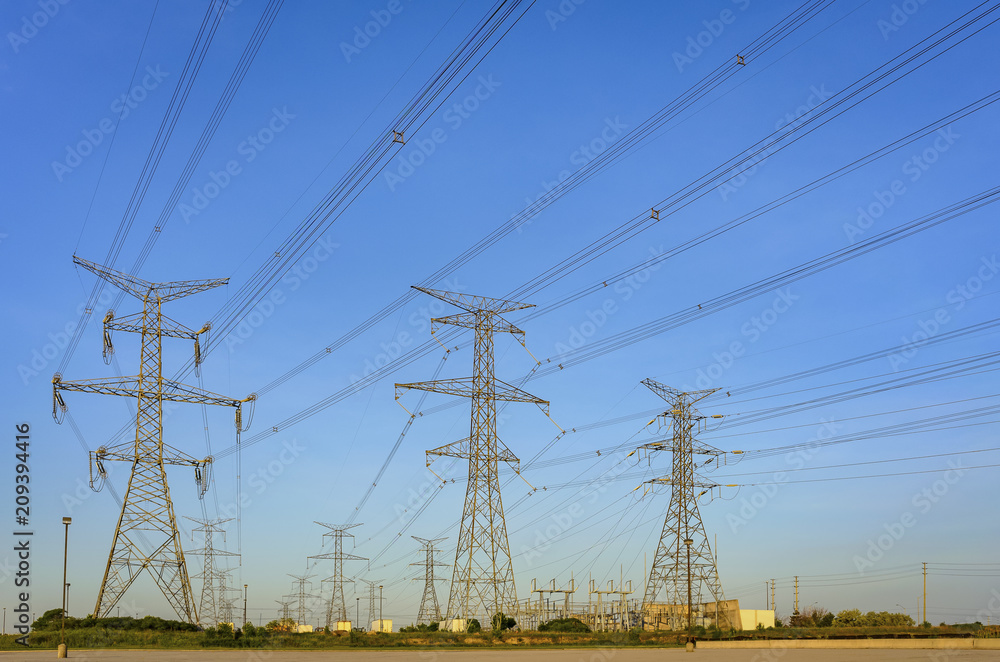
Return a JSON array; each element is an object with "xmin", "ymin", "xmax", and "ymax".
[{"xmin": 922, "ymin": 562, "xmax": 927, "ymax": 625}]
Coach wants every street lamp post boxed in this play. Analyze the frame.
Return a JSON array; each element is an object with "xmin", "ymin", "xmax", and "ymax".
[
  {"xmin": 243, "ymin": 585, "xmax": 248, "ymax": 627},
  {"xmin": 66, "ymin": 584, "xmax": 71, "ymax": 617},
  {"xmin": 59, "ymin": 516, "xmax": 72, "ymax": 658},
  {"xmin": 356, "ymin": 598, "xmax": 360, "ymax": 630},
  {"xmin": 379, "ymin": 585, "xmax": 383, "ymax": 631}
]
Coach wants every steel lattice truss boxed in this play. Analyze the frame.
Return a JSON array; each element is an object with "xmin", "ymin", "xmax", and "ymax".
[
  {"xmin": 638, "ymin": 378, "xmax": 729, "ymax": 630},
  {"xmin": 411, "ymin": 536, "xmax": 448, "ymax": 624},
  {"xmin": 186, "ymin": 517, "xmax": 239, "ymax": 627},
  {"xmin": 309, "ymin": 522, "xmax": 365, "ymax": 629},
  {"xmin": 396, "ymin": 287, "xmax": 548, "ymax": 624},
  {"xmin": 52, "ymin": 256, "xmax": 254, "ymax": 623}
]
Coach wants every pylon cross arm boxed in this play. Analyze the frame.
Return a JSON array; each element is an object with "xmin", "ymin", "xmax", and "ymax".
[
  {"xmin": 53, "ymin": 375, "xmax": 250, "ymax": 408},
  {"xmin": 427, "ymin": 437, "xmax": 519, "ymax": 466},
  {"xmin": 74, "ymin": 255, "xmax": 228, "ymax": 302},
  {"xmin": 431, "ymin": 312, "xmax": 525, "ymax": 337},
  {"xmin": 309, "ymin": 552, "xmax": 367, "ymax": 561},
  {"xmin": 396, "ymin": 377, "xmax": 548, "ymax": 410},
  {"xmin": 412, "ymin": 286, "xmax": 534, "ymax": 315},
  {"xmin": 106, "ymin": 312, "xmax": 200, "ymax": 339},
  {"xmin": 94, "ymin": 440, "xmax": 210, "ymax": 466}
]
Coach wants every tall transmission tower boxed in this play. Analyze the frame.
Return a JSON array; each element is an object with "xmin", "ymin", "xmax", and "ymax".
[
  {"xmin": 275, "ymin": 599, "xmax": 293, "ymax": 625},
  {"xmin": 360, "ymin": 579, "xmax": 383, "ymax": 628},
  {"xmin": 288, "ymin": 574, "xmax": 317, "ymax": 628},
  {"xmin": 186, "ymin": 517, "xmax": 239, "ymax": 626},
  {"xmin": 411, "ymin": 536, "xmax": 448, "ymax": 625},
  {"xmin": 396, "ymin": 287, "xmax": 549, "ymax": 624},
  {"xmin": 308, "ymin": 522, "xmax": 366, "ymax": 629},
  {"xmin": 638, "ymin": 378, "xmax": 728, "ymax": 630},
  {"xmin": 51, "ymin": 256, "xmax": 255, "ymax": 623},
  {"xmin": 216, "ymin": 567, "xmax": 240, "ymax": 625}
]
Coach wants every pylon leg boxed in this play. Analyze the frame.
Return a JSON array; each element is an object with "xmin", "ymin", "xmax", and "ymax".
[{"xmin": 94, "ymin": 460, "xmax": 196, "ymax": 622}]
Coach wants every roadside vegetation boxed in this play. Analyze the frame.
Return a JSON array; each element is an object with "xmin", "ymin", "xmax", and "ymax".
[{"xmin": 1, "ymin": 606, "xmax": 992, "ymax": 650}]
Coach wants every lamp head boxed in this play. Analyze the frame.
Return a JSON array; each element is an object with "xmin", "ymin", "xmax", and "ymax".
[{"xmin": 62, "ymin": 517, "xmax": 72, "ymax": 525}]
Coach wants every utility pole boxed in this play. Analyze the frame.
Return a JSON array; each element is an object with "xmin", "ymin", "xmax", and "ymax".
[
  {"xmin": 52, "ymin": 256, "xmax": 255, "ymax": 623},
  {"xmin": 396, "ymin": 287, "xmax": 550, "ymax": 625},
  {"xmin": 639, "ymin": 379, "xmax": 728, "ymax": 631},
  {"xmin": 922, "ymin": 562, "xmax": 927, "ymax": 625},
  {"xmin": 186, "ymin": 517, "xmax": 239, "ymax": 627},
  {"xmin": 793, "ymin": 576, "xmax": 799, "ymax": 615},
  {"xmin": 411, "ymin": 537, "xmax": 448, "ymax": 625},
  {"xmin": 308, "ymin": 522, "xmax": 366, "ymax": 630},
  {"xmin": 243, "ymin": 584, "xmax": 248, "ymax": 627},
  {"xmin": 770, "ymin": 580, "xmax": 776, "ymax": 616}
]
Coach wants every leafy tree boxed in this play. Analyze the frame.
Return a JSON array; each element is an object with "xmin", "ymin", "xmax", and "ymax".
[
  {"xmin": 491, "ymin": 612, "xmax": 516, "ymax": 632},
  {"xmin": 467, "ymin": 618, "xmax": 482, "ymax": 633}
]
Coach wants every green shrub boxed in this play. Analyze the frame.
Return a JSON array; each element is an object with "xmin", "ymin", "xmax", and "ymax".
[{"xmin": 538, "ymin": 618, "xmax": 590, "ymax": 633}]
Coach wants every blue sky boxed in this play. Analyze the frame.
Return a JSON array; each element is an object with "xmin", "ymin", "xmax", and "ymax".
[{"xmin": 2, "ymin": 0, "xmax": 999, "ymax": 629}]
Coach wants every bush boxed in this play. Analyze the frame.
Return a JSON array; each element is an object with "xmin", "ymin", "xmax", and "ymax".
[
  {"xmin": 491, "ymin": 612, "xmax": 516, "ymax": 632},
  {"xmin": 467, "ymin": 618, "xmax": 482, "ymax": 633},
  {"xmin": 538, "ymin": 618, "xmax": 590, "ymax": 633}
]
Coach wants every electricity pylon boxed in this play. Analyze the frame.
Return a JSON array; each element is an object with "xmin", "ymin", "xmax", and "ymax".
[
  {"xmin": 51, "ymin": 256, "xmax": 255, "ymax": 623},
  {"xmin": 308, "ymin": 522, "xmax": 366, "ymax": 629},
  {"xmin": 288, "ymin": 574, "xmax": 317, "ymax": 627},
  {"xmin": 411, "ymin": 536, "xmax": 448, "ymax": 624},
  {"xmin": 638, "ymin": 378, "xmax": 728, "ymax": 630},
  {"xmin": 396, "ymin": 286, "xmax": 549, "ymax": 624},
  {"xmin": 186, "ymin": 517, "xmax": 239, "ymax": 626},
  {"xmin": 360, "ymin": 579, "xmax": 383, "ymax": 628},
  {"xmin": 217, "ymin": 568, "xmax": 242, "ymax": 625}
]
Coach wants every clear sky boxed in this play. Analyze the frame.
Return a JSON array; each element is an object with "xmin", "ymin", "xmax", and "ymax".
[{"xmin": 2, "ymin": 0, "xmax": 998, "ymax": 630}]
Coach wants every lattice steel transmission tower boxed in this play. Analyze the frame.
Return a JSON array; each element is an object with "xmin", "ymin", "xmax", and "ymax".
[
  {"xmin": 411, "ymin": 536, "xmax": 448, "ymax": 625},
  {"xmin": 51, "ymin": 256, "xmax": 255, "ymax": 623},
  {"xmin": 638, "ymin": 378, "xmax": 728, "ymax": 630},
  {"xmin": 186, "ymin": 517, "xmax": 239, "ymax": 627},
  {"xmin": 288, "ymin": 574, "xmax": 317, "ymax": 627},
  {"xmin": 396, "ymin": 287, "xmax": 549, "ymax": 624},
  {"xmin": 360, "ymin": 579, "xmax": 382, "ymax": 628},
  {"xmin": 308, "ymin": 522, "xmax": 366, "ymax": 629}
]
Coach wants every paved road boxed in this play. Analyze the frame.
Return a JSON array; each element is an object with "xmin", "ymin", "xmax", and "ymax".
[{"xmin": 2, "ymin": 650, "xmax": 1000, "ymax": 661}]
